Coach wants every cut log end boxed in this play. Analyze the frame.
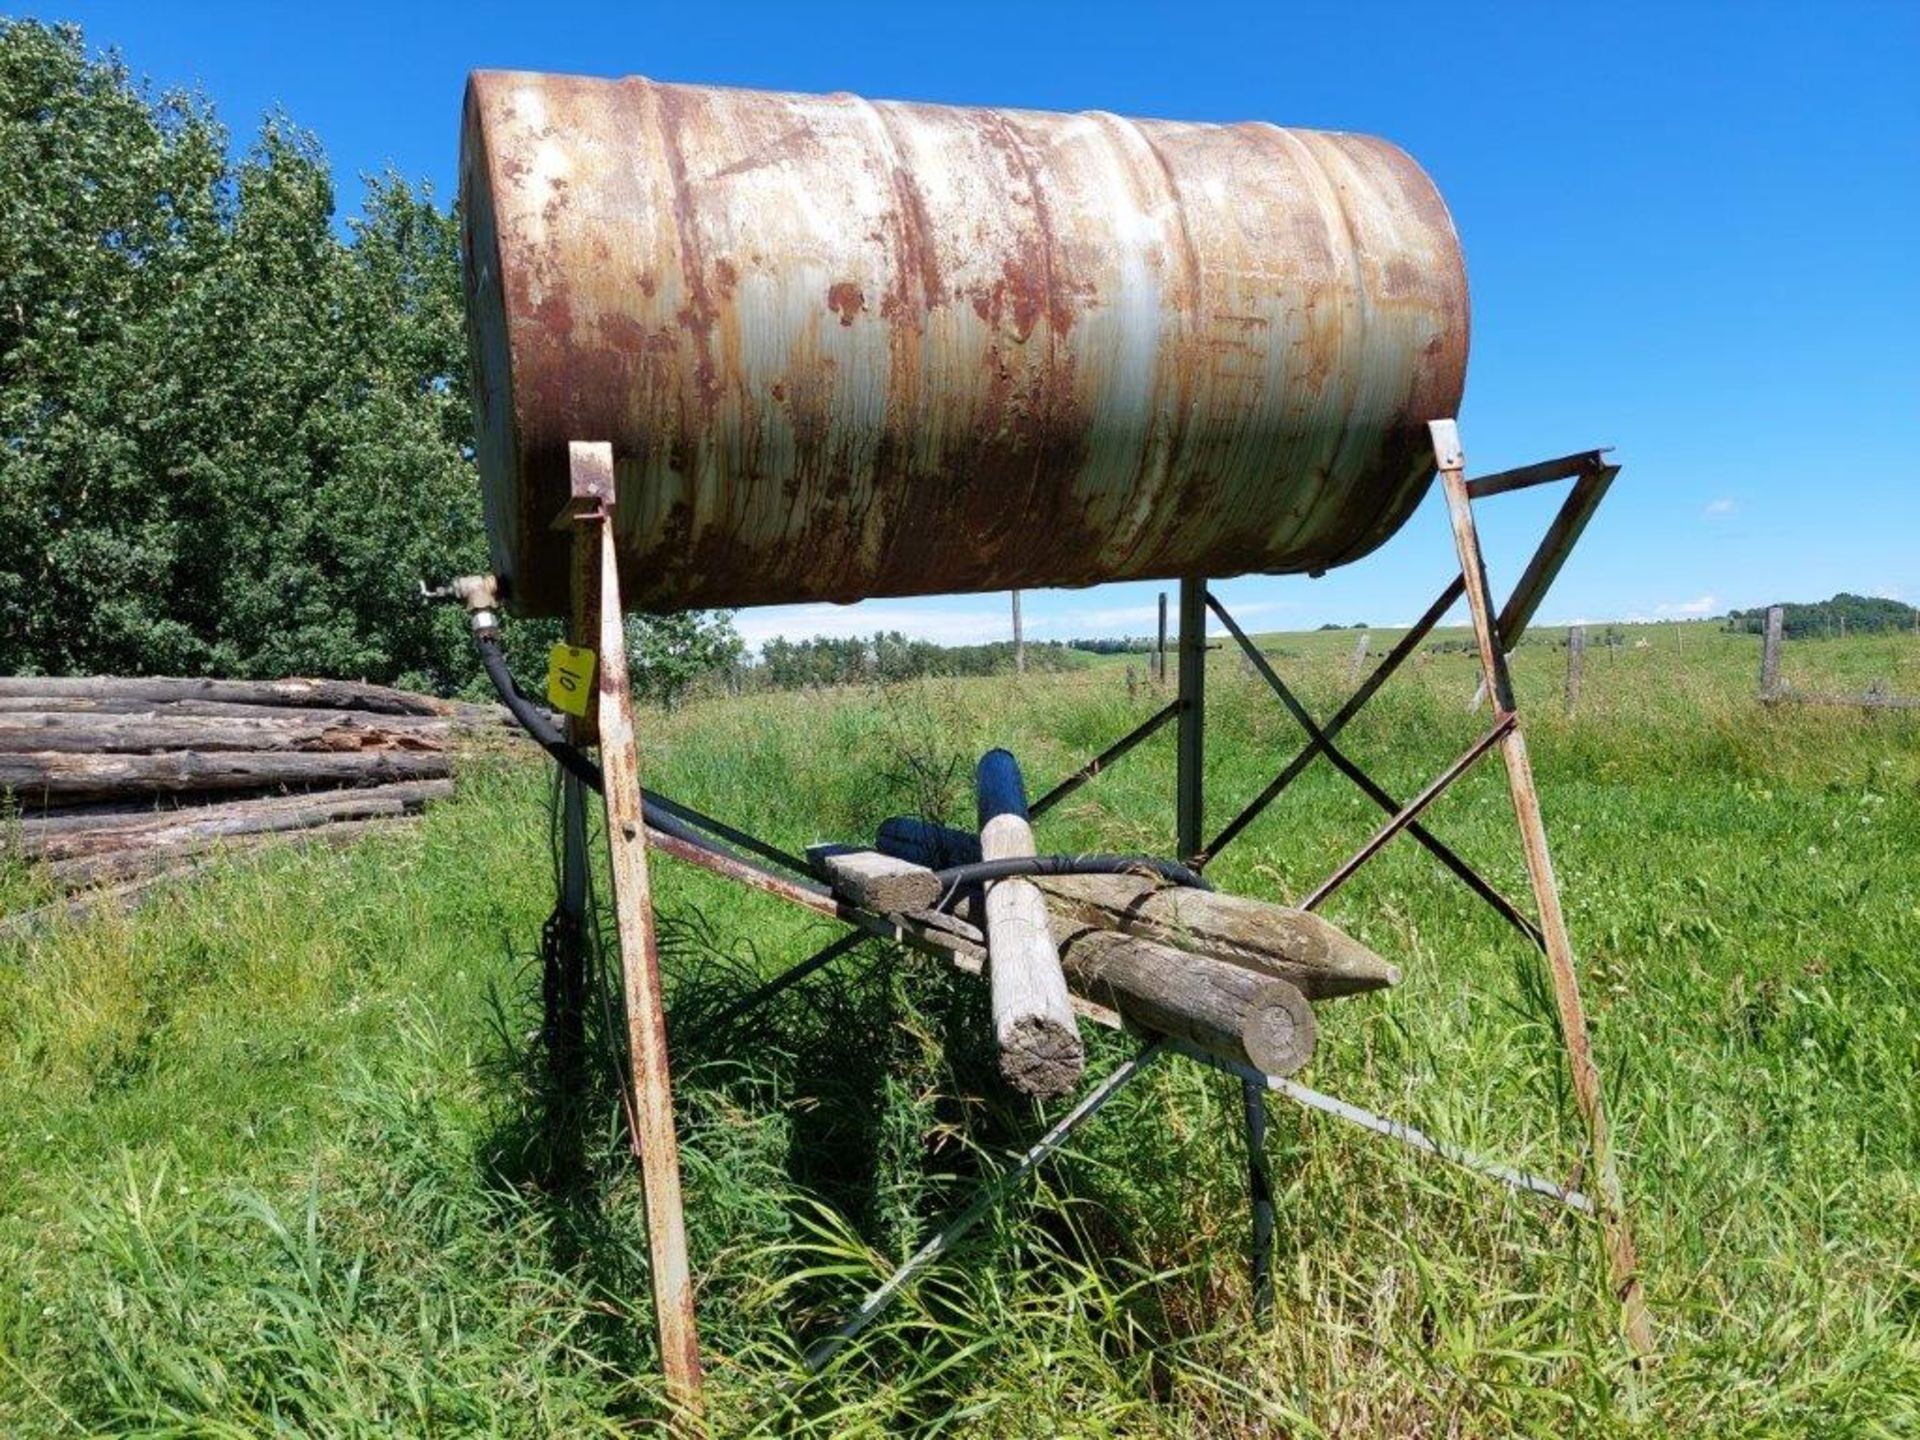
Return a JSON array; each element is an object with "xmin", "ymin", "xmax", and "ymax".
[
  {"xmin": 1241, "ymin": 980, "xmax": 1317, "ymax": 1077},
  {"xmin": 997, "ymin": 1014, "xmax": 1085, "ymax": 1099}
]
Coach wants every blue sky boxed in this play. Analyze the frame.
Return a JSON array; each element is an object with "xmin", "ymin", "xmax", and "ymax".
[{"xmin": 32, "ymin": 0, "xmax": 1919, "ymax": 648}]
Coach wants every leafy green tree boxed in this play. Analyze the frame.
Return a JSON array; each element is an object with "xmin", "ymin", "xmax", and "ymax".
[
  {"xmin": 0, "ymin": 20, "xmax": 480, "ymax": 687},
  {"xmin": 1726, "ymin": 593, "xmax": 1919, "ymax": 639},
  {"xmin": 626, "ymin": 610, "xmax": 743, "ymax": 708},
  {"xmin": 0, "ymin": 19, "xmax": 742, "ymax": 703}
]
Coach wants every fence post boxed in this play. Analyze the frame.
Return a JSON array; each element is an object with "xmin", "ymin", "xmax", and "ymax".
[
  {"xmin": 1760, "ymin": 605, "xmax": 1783, "ymax": 701},
  {"xmin": 1565, "ymin": 624, "xmax": 1586, "ymax": 717},
  {"xmin": 1011, "ymin": 590, "xmax": 1025, "ymax": 675},
  {"xmin": 1155, "ymin": 590, "xmax": 1169, "ymax": 687}
]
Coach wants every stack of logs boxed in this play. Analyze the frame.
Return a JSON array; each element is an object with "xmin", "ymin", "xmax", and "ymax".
[
  {"xmin": 1, "ymin": 676, "xmax": 502, "ymax": 919},
  {"xmin": 812, "ymin": 749, "xmax": 1400, "ymax": 1093}
]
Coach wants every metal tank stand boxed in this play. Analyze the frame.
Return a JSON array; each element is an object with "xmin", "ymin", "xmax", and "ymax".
[
  {"xmin": 1166, "ymin": 417, "xmax": 1649, "ymax": 1358},
  {"xmin": 541, "ymin": 419, "xmax": 1646, "ymax": 1408},
  {"xmin": 562, "ymin": 441, "xmax": 707, "ymax": 1420}
]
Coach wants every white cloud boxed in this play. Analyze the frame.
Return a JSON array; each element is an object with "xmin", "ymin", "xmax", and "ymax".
[
  {"xmin": 1702, "ymin": 497, "xmax": 1736, "ymax": 519},
  {"xmin": 1649, "ymin": 593, "xmax": 1720, "ymax": 620}
]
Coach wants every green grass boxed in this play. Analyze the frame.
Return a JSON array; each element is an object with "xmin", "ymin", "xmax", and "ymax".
[{"xmin": 3, "ymin": 625, "xmax": 1918, "ymax": 1435}]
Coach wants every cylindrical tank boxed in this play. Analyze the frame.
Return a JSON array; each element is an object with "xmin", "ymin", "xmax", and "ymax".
[{"xmin": 461, "ymin": 71, "xmax": 1468, "ymax": 617}]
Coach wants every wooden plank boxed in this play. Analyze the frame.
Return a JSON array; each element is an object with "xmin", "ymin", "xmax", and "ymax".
[
  {"xmin": 45, "ymin": 816, "xmax": 414, "ymax": 887},
  {"xmin": 976, "ymin": 749, "xmax": 1083, "ymax": 1099},
  {"xmin": 0, "ymin": 696, "xmax": 507, "ymax": 727},
  {"xmin": 807, "ymin": 844, "xmax": 944, "ymax": 914},
  {"xmin": 577, "ymin": 446, "xmax": 703, "ymax": 1417}
]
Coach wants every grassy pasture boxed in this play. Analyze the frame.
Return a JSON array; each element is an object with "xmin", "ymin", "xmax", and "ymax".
[{"xmin": 3, "ymin": 622, "xmax": 1917, "ymax": 1435}]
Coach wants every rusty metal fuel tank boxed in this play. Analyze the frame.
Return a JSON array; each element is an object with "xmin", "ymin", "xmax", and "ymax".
[{"xmin": 462, "ymin": 71, "xmax": 1468, "ymax": 616}]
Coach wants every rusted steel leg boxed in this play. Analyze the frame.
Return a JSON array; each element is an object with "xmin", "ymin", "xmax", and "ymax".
[
  {"xmin": 1243, "ymin": 1077, "xmax": 1274, "ymax": 1319},
  {"xmin": 547, "ymin": 771, "xmax": 590, "ymax": 1089},
  {"xmin": 571, "ymin": 442, "xmax": 706, "ymax": 1415},
  {"xmin": 1429, "ymin": 419, "xmax": 1652, "ymax": 1361},
  {"xmin": 1175, "ymin": 579, "xmax": 1207, "ymax": 861}
]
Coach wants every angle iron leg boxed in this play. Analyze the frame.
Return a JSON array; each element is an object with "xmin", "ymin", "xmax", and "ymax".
[
  {"xmin": 1429, "ymin": 418, "xmax": 1652, "ymax": 1360},
  {"xmin": 570, "ymin": 441, "xmax": 706, "ymax": 1414},
  {"xmin": 1243, "ymin": 1077, "xmax": 1274, "ymax": 1318},
  {"xmin": 550, "ymin": 771, "xmax": 590, "ymax": 1088},
  {"xmin": 1175, "ymin": 577, "xmax": 1208, "ymax": 863}
]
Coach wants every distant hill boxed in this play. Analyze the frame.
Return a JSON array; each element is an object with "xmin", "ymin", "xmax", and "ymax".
[{"xmin": 1726, "ymin": 593, "xmax": 1919, "ymax": 638}]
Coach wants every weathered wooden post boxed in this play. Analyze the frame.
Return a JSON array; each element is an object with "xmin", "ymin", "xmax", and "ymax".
[
  {"xmin": 977, "ymin": 749, "xmax": 1084, "ymax": 1098},
  {"xmin": 1011, "ymin": 590, "xmax": 1026, "ymax": 675},
  {"xmin": 1761, "ymin": 605, "xmax": 1784, "ymax": 700},
  {"xmin": 1565, "ymin": 624, "xmax": 1586, "ymax": 717}
]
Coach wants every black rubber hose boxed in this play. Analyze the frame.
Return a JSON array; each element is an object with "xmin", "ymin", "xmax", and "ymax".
[
  {"xmin": 933, "ymin": 853, "xmax": 1212, "ymax": 893},
  {"xmin": 476, "ymin": 629, "xmax": 1199, "ymax": 902},
  {"xmin": 476, "ymin": 631, "xmax": 816, "ymax": 877},
  {"xmin": 475, "ymin": 629, "xmax": 604, "ymax": 794}
]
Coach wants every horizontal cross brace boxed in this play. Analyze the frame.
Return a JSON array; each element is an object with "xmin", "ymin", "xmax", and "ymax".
[{"xmin": 1466, "ymin": 448, "xmax": 1612, "ymax": 500}]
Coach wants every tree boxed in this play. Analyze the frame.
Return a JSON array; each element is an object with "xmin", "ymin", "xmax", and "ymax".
[
  {"xmin": 625, "ymin": 611, "xmax": 743, "ymax": 708},
  {"xmin": 0, "ymin": 19, "xmax": 739, "ymax": 703}
]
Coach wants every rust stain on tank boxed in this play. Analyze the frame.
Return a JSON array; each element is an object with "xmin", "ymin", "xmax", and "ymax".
[
  {"xmin": 826, "ymin": 281, "xmax": 866, "ymax": 326},
  {"xmin": 462, "ymin": 70, "xmax": 1469, "ymax": 616}
]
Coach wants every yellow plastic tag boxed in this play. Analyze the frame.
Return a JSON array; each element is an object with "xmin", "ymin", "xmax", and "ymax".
[{"xmin": 545, "ymin": 644, "xmax": 597, "ymax": 718}]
